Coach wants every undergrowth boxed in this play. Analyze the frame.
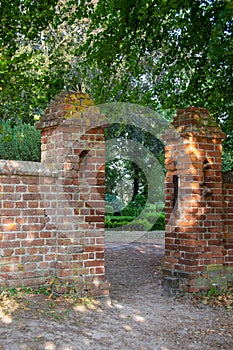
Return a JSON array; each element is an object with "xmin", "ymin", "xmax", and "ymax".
[
  {"xmin": 192, "ymin": 286, "xmax": 233, "ymax": 309},
  {"xmin": 0, "ymin": 285, "xmax": 96, "ymax": 306}
]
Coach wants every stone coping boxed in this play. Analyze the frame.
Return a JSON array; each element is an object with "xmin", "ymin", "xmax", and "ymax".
[{"xmin": 0, "ymin": 160, "xmax": 58, "ymax": 177}]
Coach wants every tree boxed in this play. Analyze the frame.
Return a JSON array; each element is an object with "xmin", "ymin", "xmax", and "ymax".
[
  {"xmin": 1, "ymin": 0, "xmax": 57, "ymax": 121},
  {"xmin": 105, "ymin": 123, "xmax": 164, "ymax": 202},
  {"xmin": 0, "ymin": 0, "xmax": 93, "ymax": 123},
  {"xmin": 78, "ymin": 0, "xmax": 232, "ymax": 124},
  {"xmin": 1, "ymin": 1, "xmax": 232, "ymax": 124},
  {"xmin": 1, "ymin": 0, "xmax": 232, "ymax": 170}
]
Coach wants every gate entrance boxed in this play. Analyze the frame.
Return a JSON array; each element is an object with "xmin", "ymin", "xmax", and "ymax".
[
  {"xmin": 36, "ymin": 92, "xmax": 233, "ymax": 295},
  {"xmin": 1, "ymin": 91, "xmax": 233, "ymax": 295}
]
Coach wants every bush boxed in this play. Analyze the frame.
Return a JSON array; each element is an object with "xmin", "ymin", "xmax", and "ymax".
[
  {"xmin": 150, "ymin": 212, "xmax": 165, "ymax": 230},
  {"xmin": 105, "ymin": 194, "xmax": 124, "ymax": 214},
  {"xmin": 105, "ymin": 212, "xmax": 165, "ymax": 230},
  {"xmin": 0, "ymin": 120, "xmax": 41, "ymax": 162},
  {"xmin": 121, "ymin": 206, "xmax": 137, "ymax": 216},
  {"xmin": 105, "ymin": 192, "xmax": 165, "ymax": 230},
  {"xmin": 122, "ymin": 194, "xmax": 147, "ymax": 216},
  {"xmin": 105, "ymin": 204, "xmax": 114, "ymax": 214},
  {"xmin": 129, "ymin": 212, "xmax": 165, "ymax": 231},
  {"xmin": 107, "ymin": 216, "xmax": 135, "ymax": 223},
  {"xmin": 128, "ymin": 218, "xmax": 152, "ymax": 231},
  {"xmin": 105, "ymin": 215, "xmax": 135, "ymax": 228}
]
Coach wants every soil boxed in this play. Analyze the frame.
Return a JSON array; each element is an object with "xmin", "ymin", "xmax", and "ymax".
[{"xmin": 0, "ymin": 231, "xmax": 233, "ymax": 350}]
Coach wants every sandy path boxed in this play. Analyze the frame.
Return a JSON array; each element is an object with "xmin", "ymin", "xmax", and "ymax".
[{"xmin": 0, "ymin": 231, "xmax": 233, "ymax": 350}]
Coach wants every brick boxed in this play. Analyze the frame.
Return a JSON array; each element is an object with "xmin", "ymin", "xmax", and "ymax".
[
  {"xmin": 1, "ymin": 209, "xmax": 21, "ymax": 216},
  {"xmin": 85, "ymin": 215, "xmax": 104, "ymax": 223},
  {"xmin": 23, "ymin": 193, "xmax": 41, "ymax": 200},
  {"xmin": 3, "ymin": 185, "xmax": 15, "ymax": 192},
  {"xmin": 84, "ymin": 259, "xmax": 104, "ymax": 267},
  {"xmin": 0, "ymin": 265, "xmax": 13, "ymax": 273},
  {"xmin": 84, "ymin": 246, "xmax": 104, "ymax": 253},
  {"xmin": 15, "ymin": 248, "xmax": 26, "ymax": 255},
  {"xmin": 95, "ymin": 267, "xmax": 105, "ymax": 274},
  {"xmin": 96, "ymin": 252, "xmax": 104, "ymax": 259}
]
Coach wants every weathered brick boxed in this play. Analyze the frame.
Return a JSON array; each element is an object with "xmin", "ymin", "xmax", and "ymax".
[
  {"xmin": 163, "ymin": 107, "xmax": 230, "ymax": 293},
  {"xmin": 2, "ymin": 98, "xmax": 232, "ymax": 297}
]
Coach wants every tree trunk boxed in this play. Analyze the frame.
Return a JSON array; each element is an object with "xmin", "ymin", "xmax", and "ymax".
[{"xmin": 132, "ymin": 163, "xmax": 140, "ymax": 200}]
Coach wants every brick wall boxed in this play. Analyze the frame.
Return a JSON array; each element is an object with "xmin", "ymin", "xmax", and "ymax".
[
  {"xmin": 0, "ymin": 91, "xmax": 109, "ymax": 296},
  {"xmin": 0, "ymin": 161, "xmax": 56, "ymax": 287},
  {"xmin": 1, "ymin": 93, "xmax": 233, "ymax": 296},
  {"xmin": 223, "ymin": 172, "xmax": 233, "ymax": 267}
]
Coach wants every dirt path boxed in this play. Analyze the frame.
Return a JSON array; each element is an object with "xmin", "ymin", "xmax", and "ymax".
[{"xmin": 1, "ymin": 232, "xmax": 233, "ymax": 350}]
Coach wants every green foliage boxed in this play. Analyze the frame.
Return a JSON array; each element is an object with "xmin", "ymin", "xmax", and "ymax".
[
  {"xmin": 105, "ymin": 192, "xmax": 165, "ymax": 230},
  {"xmin": 122, "ymin": 194, "xmax": 147, "ymax": 216},
  {"xmin": 105, "ymin": 194, "xmax": 124, "ymax": 213},
  {"xmin": 151, "ymin": 212, "xmax": 165, "ymax": 231},
  {"xmin": 105, "ymin": 215, "xmax": 135, "ymax": 228},
  {"xmin": 0, "ymin": 120, "xmax": 41, "ymax": 162},
  {"xmin": 130, "ymin": 193, "xmax": 147, "ymax": 208},
  {"xmin": 33, "ymin": 285, "xmax": 51, "ymax": 296},
  {"xmin": 222, "ymin": 151, "xmax": 233, "ymax": 172},
  {"xmin": 0, "ymin": 1, "xmax": 94, "ymax": 123},
  {"xmin": 105, "ymin": 124, "xmax": 165, "ymax": 201},
  {"xmin": 105, "ymin": 124, "xmax": 164, "ymax": 158},
  {"xmin": 206, "ymin": 285, "xmax": 222, "ymax": 298},
  {"xmin": 1, "ymin": 0, "xmax": 232, "ymax": 158},
  {"xmin": 105, "ymin": 194, "xmax": 165, "ymax": 231},
  {"xmin": 129, "ymin": 218, "xmax": 152, "ymax": 231},
  {"xmin": 81, "ymin": 0, "xmax": 233, "ymax": 125},
  {"xmin": 193, "ymin": 286, "xmax": 233, "ymax": 308},
  {"xmin": 106, "ymin": 216, "xmax": 136, "ymax": 222},
  {"xmin": 1, "ymin": 0, "xmax": 58, "ymax": 50},
  {"xmin": 105, "ymin": 204, "xmax": 114, "ymax": 214},
  {"xmin": 0, "ymin": 285, "xmax": 52, "ymax": 298},
  {"xmin": 131, "ymin": 211, "xmax": 165, "ymax": 231},
  {"xmin": 222, "ymin": 133, "xmax": 233, "ymax": 172},
  {"xmin": 105, "ymin": 211, "xmax": 165, "ymax": 230}
]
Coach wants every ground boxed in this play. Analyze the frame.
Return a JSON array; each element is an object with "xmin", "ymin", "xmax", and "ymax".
[{"xmin": 0, "ymin": 231, "xmax": 233, "ymax": 350}]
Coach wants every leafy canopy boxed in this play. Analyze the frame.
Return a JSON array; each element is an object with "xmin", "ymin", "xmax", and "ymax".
[
  {"xmin": 0, "ymin": 0, "xmax": 232, "ymax": 130},
  {"xmin": 80, "ymin": 0, "xmax": 232, "ymax": 122},
  {"xmin": 0, "ymin": 0, "xmax": 93, "ymax": 122}
]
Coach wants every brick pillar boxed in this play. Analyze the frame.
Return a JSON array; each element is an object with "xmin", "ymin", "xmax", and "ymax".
[
  {"xmin": 163, "ymin": 107, "xmax": 229, "ymax": 293},
  {"xmin": 36, "ymin": 91, "xmax": 109, "ymax": 297},
  {"xmin": 223, "ymin": 173, "xmax": 233, "ymax": 268}
]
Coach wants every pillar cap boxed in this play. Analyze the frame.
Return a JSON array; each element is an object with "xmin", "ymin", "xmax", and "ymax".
[
  {"xmin": 172, "ymin": 107, "xmax": 226, "ymax": 139},
  {"xmin": 36, "ymin": 90, "xmax": 98, "ymax": 130}
]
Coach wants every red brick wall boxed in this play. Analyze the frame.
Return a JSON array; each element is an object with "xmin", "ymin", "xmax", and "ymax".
[
  {"xmin": 36, "ymin": 91, "xmax": 109, "ymax": 296},
  {"xmin": 0, "ymin": 91, "xmax": 109, "ymax": 296},
  {"xmin": 223, "ymin": 172, "xmax": 233, "ymax": 266},
  {"xmin": 1, "ymin": 95, "xmax": 233, "ymax": 296},
  {"xmin": 0, "ymin": 161, "xmax": 56, "ymax": 287},
  {"xmin": 164, "ymin": 107, "xmax": 228, "ymax": 293}
]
